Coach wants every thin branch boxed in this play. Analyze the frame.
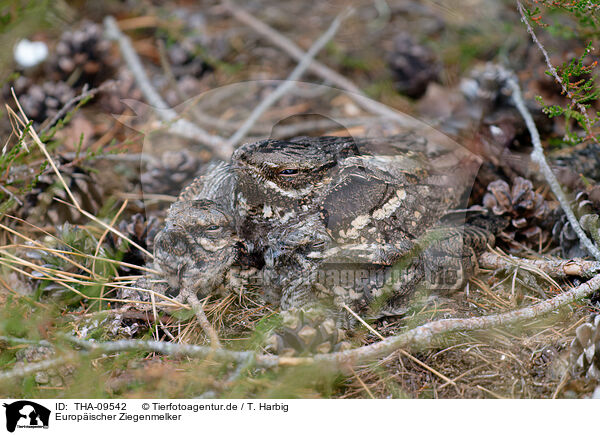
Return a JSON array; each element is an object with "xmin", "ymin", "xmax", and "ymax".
[
  {"xmin": 343, "ymin": 303, "xmax": 455, "ymax": 387},
  {"xmin": 319, "ymin": 270, "xmax": 600, "ymax": 366},
  {"xmin": 506, "ymin": 75, "xmax": 600, "ymax": 261},
  {"xmin": 63, "ymin": 334, "xmax": 273, "ymax": 365},
  {"xmin": 184, "ymin": 290, "xmax": 222, "ymax": 349},
  {"xmin": 516, "ymin": 0, "xmax": 596, "ymax": 139},
  {"xmin": 103, "ymin": 16, "xmax": 231, "ymax": 159},
  {"xmin": 221, "ymin": 0, "xmax": 362, "ymax": 94},
  {"xmin": 221, "ymin": 1, "xmax": 425, "ymax": 132},
  {"xmin": 0, "ymin": 355, "xmax": 74, "ymax": 383},
  {"xmin": 191, "ymin": 113, "xmax": 378, "ymax": 136},
  {"xmin": 4, "ymin": 268, "xmax": 596, "ymax": 376},
  {"xmin": 40, "ymin": 81, "xmax": 115, "ymax": 135},
  {"xmin": 226, "ymin": 8, "xmax": 353, "ymax": 148},
  {"xmin": 479, "ymin": 251, "xmax": 600, "ymax": 278},
  {"xmin": 0, "ymin": 184, "xmax": 23, "ymax": 206}
]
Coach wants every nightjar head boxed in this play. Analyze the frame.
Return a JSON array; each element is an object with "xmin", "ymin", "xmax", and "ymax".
[
  {"xmin": 232, "ymin": 136, "xmax": 360, "ymax": 203},
  {"xmin": 154, "ymin": 199, "xmax": 240, "ymax": 296}
]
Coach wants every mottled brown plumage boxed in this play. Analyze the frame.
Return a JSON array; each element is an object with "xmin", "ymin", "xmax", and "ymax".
[
  {"xmin": 151, "ymin": 134, "xmax": 491, "ymax": 354},
  {"xmin": 153, "ymin": 199, "xmax": 239, "ymax": 302}
]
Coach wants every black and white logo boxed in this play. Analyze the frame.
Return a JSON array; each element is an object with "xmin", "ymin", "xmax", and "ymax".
[{"xmin": 3, "ymin": 401, "xmax": 50, "ymax": 433}]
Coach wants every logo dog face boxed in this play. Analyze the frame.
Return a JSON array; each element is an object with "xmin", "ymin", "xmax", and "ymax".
[{"xmin": 3, "ymin": 401, "xmax": 50, "ymax": 433}]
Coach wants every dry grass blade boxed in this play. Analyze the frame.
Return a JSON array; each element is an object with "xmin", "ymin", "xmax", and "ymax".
[
  {"xmin": 92, "ymin": 199, "xmax": 129, "ymax": 276},
  {"xmin": 0, "ymin": 248, "xmax": 185, "ymax": 309},
  {"xmin": 0, "ymin": 275, "xmax": 47, "ymax": 308},
  {"xmin": 5, "ymin": 265, "xmax": 594, "ymax": 378},
  {"xmin": 0, "ymin": 221, "xmax": 96, "ymax": 277},
  {"xmin": 343, "ymin": 303, "xmax": 456, "ymax": 386},
  {"xmin": 350, "ymin": 366, "xmax": 376, "ymax": 399},
  {"xmin": 477, "ymin": 385, "xmax": 507, "ymax": 399},
  {"xmin": 5, "ymin": 96, "xmax": 154, "ymax": 259},
  {"xmin": 6, "ymin": 241, "xmax": 159, "ymax": 275}
]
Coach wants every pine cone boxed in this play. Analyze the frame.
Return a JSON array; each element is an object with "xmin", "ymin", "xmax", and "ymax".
[
  {"xmin": 387, "ymin": 32, "xmax": 440, "ymax": 99},
  {"xmin": 161, "ymin": 9, "xmax": 227, "ymax": 80},
  {"xmin": 482, "ymin": 177, "xmax": 551, "ymax": 244},
  {"xmin": 98, "ymin": 69, "xmax": 142, "ymax": 114},
  {"xmin": 49, "ymin": 20, "xmax": 114, "ymax": 86},
  {"xmin": 569, "ymin": 315, "xmax": 600, "ymax": 380},
  {"xmin": 21, "ymin": 157, "xmax": 104, "ymax": 225},
  {"xmin": 265, "ymin": 308, "xmax": 351, "ymax": 356},
  {"xmin": 18, "ymin": 81, "xmax": 75, "ymax": 125},
  {"xmin": 15, "ymin": 345, "xmax": 73, "ymax": 386},
  {"xmin": 552, "ymin": 190, "xmax": 600, "ymax": 258},
  {"xmin": 141, "ymin": 150, "xmax": 200, "ymax": 196},
  {"xmin": 111, "ymin": 213, "xmax": 161, "ymax": 271},
  {"xmin": 164, "ymin": 35, "xmax": 211, "ymax": 80},
  {"xmin": 552, "ymin": 142, "xmax": 600, "ymax": 191}
]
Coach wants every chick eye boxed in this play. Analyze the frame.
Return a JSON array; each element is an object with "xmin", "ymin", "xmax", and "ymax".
[
  {"xmin": 205, "ymin": 225, "xmax": 220, "ymax": 231},
  {"xmin": 279, "ymin": 168, "xmax": 298, "ymax": 176}
]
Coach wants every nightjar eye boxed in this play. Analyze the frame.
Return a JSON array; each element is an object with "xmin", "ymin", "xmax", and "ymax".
[
  {"xmin": 205, "ymin": 225, "xmax": 220, "ymax": 232},
  {"xmin": 279, "ymin": 168, "xmax": 298, "ymax": 176}
]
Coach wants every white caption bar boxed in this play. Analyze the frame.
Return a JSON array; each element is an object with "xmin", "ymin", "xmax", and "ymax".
[{"xmin": 0, "ymin": 399, "xmax": 596, "ymax": 434}]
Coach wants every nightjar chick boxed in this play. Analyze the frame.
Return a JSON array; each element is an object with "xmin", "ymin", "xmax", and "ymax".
[{"xmin": 153, "ymin": 198, "xmax": 240, "ymax": 303}]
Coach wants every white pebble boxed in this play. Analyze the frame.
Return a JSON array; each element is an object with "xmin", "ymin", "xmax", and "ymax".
[{"xmin": 14, "ymin": 39, "xmax": 48, "ymax": 68}]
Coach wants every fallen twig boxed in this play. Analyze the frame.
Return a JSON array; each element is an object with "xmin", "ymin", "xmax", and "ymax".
[
  {"xmin": 226, "ymin": 8, "xmax": 353, "ymax": 147},
  {"xmin": 103, "ymin": 16, "xmax": 231, "ymax": 159},
  {"xmin": 506, "ymin": 75, "xmax": 600, "ymax": 261},
  {"xmin": 3, "ymin": 270, "xmax": 596, "ymax": 376},
  {"xmin": 40, "ymin": 81, "xmax": 116, "ymax": 135},
  {"xmin": 221, "ymin": 1, "xmax": 427, "ymax": 133},
  {"xmin": 479, "ymin": 251, "xmax": 600, "ymax": 278},
  {"xmin": 0, "ymin": 355, "xmax": 74, "ymax": 383},
  {"xmin": 190, "ymin": 113, "xmax": 378, "ymax": 137},
  {"xmin": 184, "ymin": 290, "xmax": 222, "ymax": 349},
  {"xmin": 343, "ymin": 303, "xmax": 456, "ymax": 387},
  {"xmin": 0, "ymin": 184, "xmax": 23, "ymax": 206},
  {"xmin": 221, "ymin": 0, "xmax": 361, "ymax": 94}
]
